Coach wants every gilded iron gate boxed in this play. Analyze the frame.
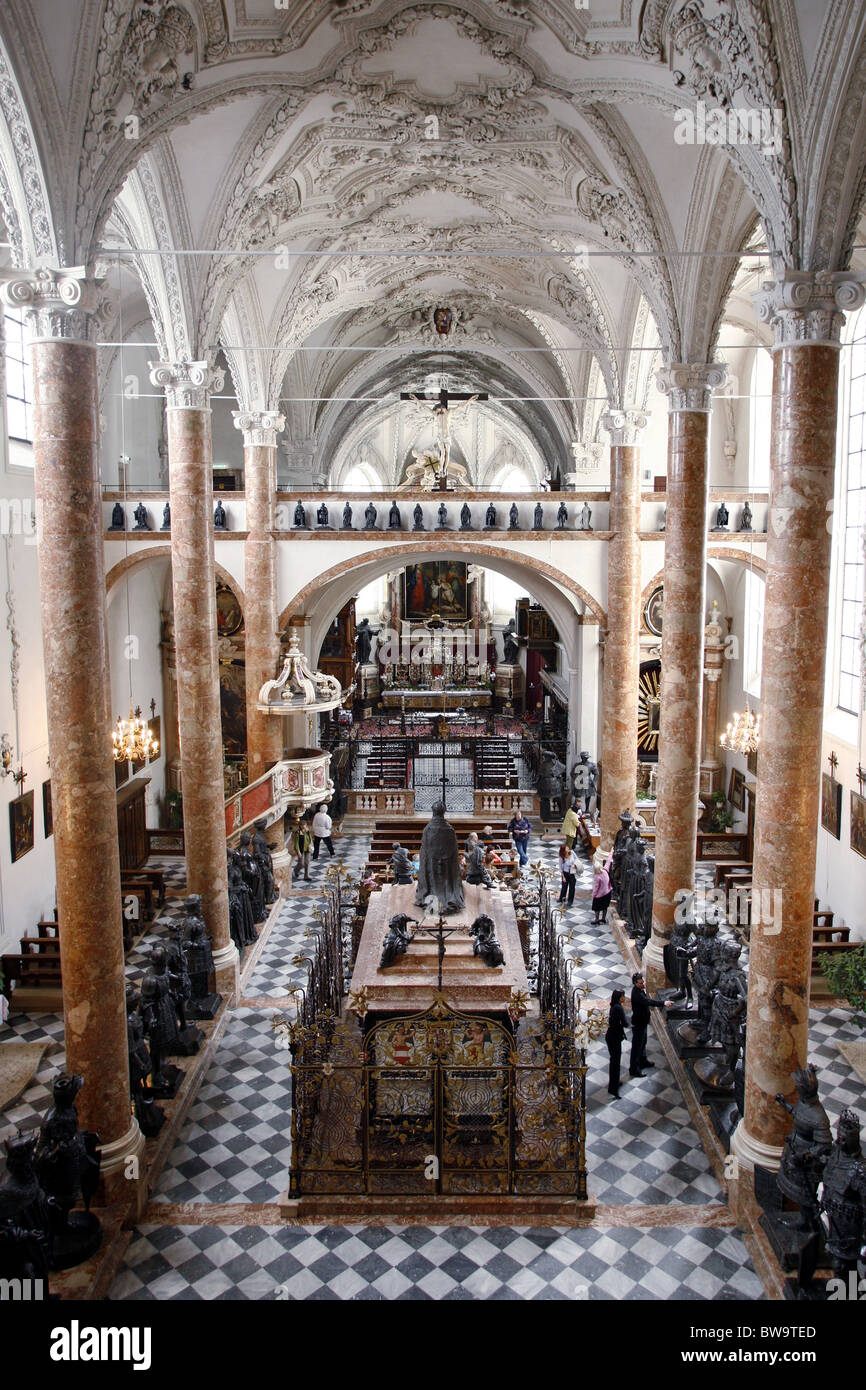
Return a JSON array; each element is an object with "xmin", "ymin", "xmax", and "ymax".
[{"xmin": 285, "ymin": 998, "xmax": 587, "ymax": 1199}]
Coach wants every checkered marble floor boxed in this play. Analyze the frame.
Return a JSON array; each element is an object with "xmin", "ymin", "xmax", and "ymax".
[
  {"xmin": 6, "ymin": 830, "xmax": 860, "ymax": 1301},
  {"xmin": 110, "ymin": 1222, "xmax": 763, "ymax": 1302}
]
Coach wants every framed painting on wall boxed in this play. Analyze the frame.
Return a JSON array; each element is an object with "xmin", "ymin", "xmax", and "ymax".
[
  {"xmin": 10, "ymin": 790, "xmax": 34, "ymax": 862},
  {"xmin": 402, "ymin": 562, "xmax": 468, "ymax": 623},
  {"xmin": 851, "ymin": 791, "xmax": 866, "ymax": 859},
  {"xmin": 821, "ymin": 773, "xmax": 842, "ymax": 839},
  {"xmin": 729, "ymin": 768, "xmax": 746, "ymax": 812}
]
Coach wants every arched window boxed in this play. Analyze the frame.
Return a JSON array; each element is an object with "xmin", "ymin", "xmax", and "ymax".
[
  {"xmin": 839, "ymin": 305, "xmax": 866, "ymax": 715},
  {"xmin": 490, "ymin": 464, "xmax": 533, "ymax": 493},
  {"xmin": 3, "ymin": 306, "xmax": 33, "ymax": 445},
  {"xmin": 749, "ymin": 347, "xmax": 773, "ymax": 490},
  {"xmin": 342, "ymin": 462, "xmax": 382, "ymax": 492}
]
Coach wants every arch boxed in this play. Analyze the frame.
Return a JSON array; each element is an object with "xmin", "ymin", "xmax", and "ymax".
[
  {"xmin": 280, "ymin": 541, "xmax": 606, "ymax": 634},
  {"xmin": 639, "ymin": 548, "xmax": 768, "ymax": 617},
  {"xmin": 105, "ymin": 546, "xmax": 246, "ymax": 617}
]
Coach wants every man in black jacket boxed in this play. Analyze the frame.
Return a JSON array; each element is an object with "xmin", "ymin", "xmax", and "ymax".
[{"xmin": 629, "ymin": 971, "xmax": 671, "ymax": 1076}]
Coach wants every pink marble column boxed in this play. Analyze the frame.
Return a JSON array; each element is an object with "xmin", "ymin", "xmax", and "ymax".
[
  {"xmin": 2, "ymin": 268, "xmax": 143, "ymax": 1193},
  {"xmin": 731, "ymin": 272, "xmax": 865, "ymax": 1175},
  {"xmin": 645, "ymin": 364, "xmax": 727, "ymax": 989},
  {"xmin": 233, "ymin": 411, "xmax": 285, "ymax": 783},
  {"xmin": 599, "ymin": 410, "xmax": 646, "ymax": 850},
  {"xmin": 150, "ymin": 361, "xmax": 238, "ymax": 995}
]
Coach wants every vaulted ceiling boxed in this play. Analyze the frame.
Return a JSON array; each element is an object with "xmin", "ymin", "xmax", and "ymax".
[{"xmin": 2, "ymin": 1, "xmax": 866, "ymax": 475}]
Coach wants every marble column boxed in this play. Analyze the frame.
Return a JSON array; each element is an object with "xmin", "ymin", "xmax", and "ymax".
[
  {"xmin": 700, "ymin": 614, "xmax": 727, "ymax": 792},
  {"xmin": 149, "ymin": 361, "xmax": 238, "ymax": 995},
  {"xmin": 233, "ymin": 410, "xmax": 285, "ymax": 784},
  {"xmin": 731, "ymin": 271, "xmax": 865, "ymax": 1175},
  {"xmin": 645, "ymin": 364, "xmax": 727, "ymax": 988},
  {"xmin": 1, "ymin": 268, "xmax": 144, "ymax": 1197},
  {"xmin": 599, "ymin": 410, "xmax": 646, "ymax": 849}
]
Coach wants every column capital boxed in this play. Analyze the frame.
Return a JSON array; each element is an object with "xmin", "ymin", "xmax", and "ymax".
[
  {"xmin": 232, "ymin": 409, "xmax": 286, "ymax": 447},
  {"xmin": 656, "ymin": 362, "xmax": 728, "ymax": 412},
  {"xmin": 0, "ymin": 265, "xmax": 116, "ymax": 344},
  {"xmin": 149, "ymin": 359, "xmax": 224, "ymax": 410},
  {"xmin": 754, "ymin": 270, "xmax": 865, "ymax": 348},
  {"xmin": 599, "ymin": 408, "xmax": 649, "ymax": 446}
]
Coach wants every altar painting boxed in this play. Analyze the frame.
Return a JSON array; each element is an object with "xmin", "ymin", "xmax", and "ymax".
[{"xmin": 403, "ymin": 562, "xmax": 468, "ymax": 622}]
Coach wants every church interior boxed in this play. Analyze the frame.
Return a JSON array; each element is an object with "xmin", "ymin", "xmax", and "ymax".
[{"xmin": 1, "ymin": 0, "xmax": 866, "ymax": 1324}]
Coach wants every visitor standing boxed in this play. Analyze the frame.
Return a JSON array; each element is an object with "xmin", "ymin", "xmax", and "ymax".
[
  {"xmin": 629, "ymin": 971, "xmax": 671, "ymax": 1077},
  {"xmin": 312, "ymin": 804, "xmax": 334, "ymax": 859},
  {"xmin": 592, "ymin": 850, "xmax": 613, "ymax": 924},
  {"xmin": 560, "ymin": 801, "xmax": 581, "ymax": 849},
  {"xmin": 291, "ymin": 819, "xmax": 313, "ymax": 882},
  {"xmin": 558, "ymin": 842, "xmax": 579, "ymax": 907},
  {"xmin": 508, "ymin": 807, "xmax": 532, "ymax": 867}
]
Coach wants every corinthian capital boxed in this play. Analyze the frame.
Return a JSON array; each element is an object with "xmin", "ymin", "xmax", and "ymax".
[
  {"xmin": 149, "ymin": 360, "xmax": 224, "ymax": 410},
  {"xmin": 656, "ymin": 362, "xmax": 728, "ymax": 412},
  {"xmin": 599, "ymin": 408, "xmax": 649, "ymax": 446},
  {"xmin": 0, "ymin": 265, "xmax": 116, "ymax": 343},
  {"xmin": 232, "ymin": 410, "xmax": 286, "ymax": 448},
  {"xmin": 754, "ymin": 270, "xmax": 866, "ymax": 347}
]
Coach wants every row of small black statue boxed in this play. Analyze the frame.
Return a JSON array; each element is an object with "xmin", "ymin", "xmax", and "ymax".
[
  {"xmin": 293, "ymin": 499, "xmax": 594, "ymax": 533},
  {"xmin": 108, "ymin": 500, "xmax": 230, "ymax": 532},
  {"xmin": 228, "ymin": 822, "xmax": 277, "ymax": 953}
]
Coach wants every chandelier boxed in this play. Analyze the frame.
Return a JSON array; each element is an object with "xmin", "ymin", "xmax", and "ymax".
[
  {"xmin": 113, "ymin": 706, "xmax": 158, "ymax": 764},
  {"xmin": 720, "ymin": 702, "xmax": 761, "ymax": 755}
]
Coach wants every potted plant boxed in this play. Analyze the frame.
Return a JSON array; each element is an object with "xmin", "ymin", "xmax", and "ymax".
[
  {"xmin": 707, "ymin": 789, "xmax": 735, "ymax": 832},
  {"xmin": 817, "ymin": 943, "xmax": 866, "ymax": 1026}
]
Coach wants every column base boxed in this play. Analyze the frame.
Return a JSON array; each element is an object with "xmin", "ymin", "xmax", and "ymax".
[
  {"xmin": 271, "ymin": 847, "xmax": 292, "ymax": 894},
  {"xmin": 642, "ymin": 934, "xmax": 667, "ymax": 992},
  {"xmin": 98, "ymin": 1118, "xmax": 147, "ymax": 1215},
  {"xmin": 729, "ymin": 1117, "xmax": 784, "ymax": 1174},
  {"xmin": 213, "ymin": 941, "xmax": 240, "ymax": 998}
]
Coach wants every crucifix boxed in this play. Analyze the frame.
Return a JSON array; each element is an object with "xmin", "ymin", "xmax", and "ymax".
[
  {"xmin": 401, "ymin": 386, "xmax": 488, "ymax": 481},
  {"xmin": 412, "ymin": 911, "xmax": 463, "ymax": 992},
  {"xmin": 828, "ymin": 751, "xmax": 839, "ymax": 778},
  {"xmin": 857, "ymin": 764, "xmax": 865, "ymax": 795}
]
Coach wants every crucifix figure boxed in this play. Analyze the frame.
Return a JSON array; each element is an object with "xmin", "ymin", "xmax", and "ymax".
[{"xmin": 401, "ymin": 386, "xmax": 487, "ymax": 478}]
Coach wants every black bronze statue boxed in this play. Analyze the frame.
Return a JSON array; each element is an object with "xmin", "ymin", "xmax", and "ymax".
[
  {"xmin": 126, "ymin": 986, "xmax": 166, "ymax": 1137},
  {"xmin": 390, "ymin": 842, "xmax": 415, "ymax": 884},
  {"xmin": 109, "ymin": 501, "xmax": 125, "ymax": 531},
  {"xmin": 774, "ymin": 1064, "xmax": 833, "ymax": 1233},
  {"xmin": 293, "ymin": 500, "xmax": 307, "ymax": 529},
  {"xmin": 662, "ymin": 917, "xmax": 696, "ymax": 1007},
  {"xmin": 0, "ymin": 1131, "xmax": 53, "ymax": 1282},
  {"xmin": 533, "ymin": 502, "xmax": 544, "ymax": 529},
  {"xmin": 140, "ymin": 951, "xmax": 182, "ymax": 1095},
  {"xmin": 609, "ymin": 810, "xmax": 634, "ymax": 894},
  {"xmin": 556, "ymin": 501, "xmax": 568, "ymax": 530},
  {"xmin": 464, "ymin": 834, "xmax": 493, "ymax": 889},
  {"xmin": 460, "ymin": 502, "xmax": 472, "ymax": 530},
  {"xmin": 379, "ymin": 913, "xmax": 419, "ymax": 969},
  {"xmin": 355, "ymin": 616, "xmax": 374, "ymax": 665},
  {"xmin": 739, "ymin": 501, "xmax": 753, "ymax": 532},
  {"xmin": 437, "ymin": 501, "xmax": 449, "ymax": 529},
  {"xmin": 571, "ymin": 750, "xmax": 598, "ymax": 811},
  {"xmin": 677, "ymin": 919, "xmax": 723, "ymax": 1047},
  {"xmin": 509, "ymin": 503, "xmax": 519, "ymax": 530},
  {"xmin": 820, "ymin": 1109, "xmax": 866, "ymax": 1284},
  {"xmin": 537, "ymin": 752, "xmax": 566, "ymax": 820},
  {"xmin": 627, "ymin": 841, "xmax": 654, "ymax": 953},
  {"xmin": 160, "ymin": 500, "xmax": 171, "ymax": 530},
  {"xmin": 485, "ymin": 501, "xmax": 497, "ymax": 528},
  {"xmin": 34, "ymin": 1072, "xmax": 100, "ymax": 1229},
  {"xmin": 237, "ymin": 829, "xmax": 267, "ymax": 921},
  {"xmin": 388, "ymin": 501, "xmax": 401, "ymax": 530},
  {"xmin": 316, "ymin": 502, "xmax": 330, "ymax": 528},
  {"xmin": 227, "ymin": 852, "xmax": 257, "ymax": 950},
  {"xmin": 364, "ymin": 501, "xmax": 377, "ymax": 529},
  {"xmin": 713, "ymin": 501, "xmax": 729, "ymax": 531},
  {"xmin": 154, "ymin": 941, "xmax": 203, "ymax": 1056},
  {"xmin": 341, "ymin": 501, "xmax": 353, "ymax": 530},
  {"xmin": 502, "ymin": 617, "xmax": 519, "ymax": 665},
  {"xmin": 132, "ymin": 501, "xmax": 151, "ymax": 531},
  {"xmin": 414, "ymin": 801, "xmax": 465, "ymax": 915},
  {"xmin": 412, "ymin": 503, "xmax": 425, "ymax": 531},
  {"xmin": 252, "ymin": 818, "xmax": 276, "ymax": 903},
  {"xmin": 469, "ymin": 914, "xmax": 504, "ymax": 967},
  {"xmin": 214, "ymin": 499, "xmax": 227, "ymax": 530},
  {"xmin": 182, "ymin": 894, "xmax": 221, "ymax": 1019},
  {"xmin": 693, "ymin": 941, "xmax": 748, "ymax": 1089}
]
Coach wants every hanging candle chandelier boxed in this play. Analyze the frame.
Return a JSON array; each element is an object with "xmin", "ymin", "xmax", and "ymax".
[
  {"xmin": 112, "ymin": 706, "xmax": 158, "ymax": 764},
  {"xmin": 720, "ymin": 701, "xmax": 761, "ymax": 755}
]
